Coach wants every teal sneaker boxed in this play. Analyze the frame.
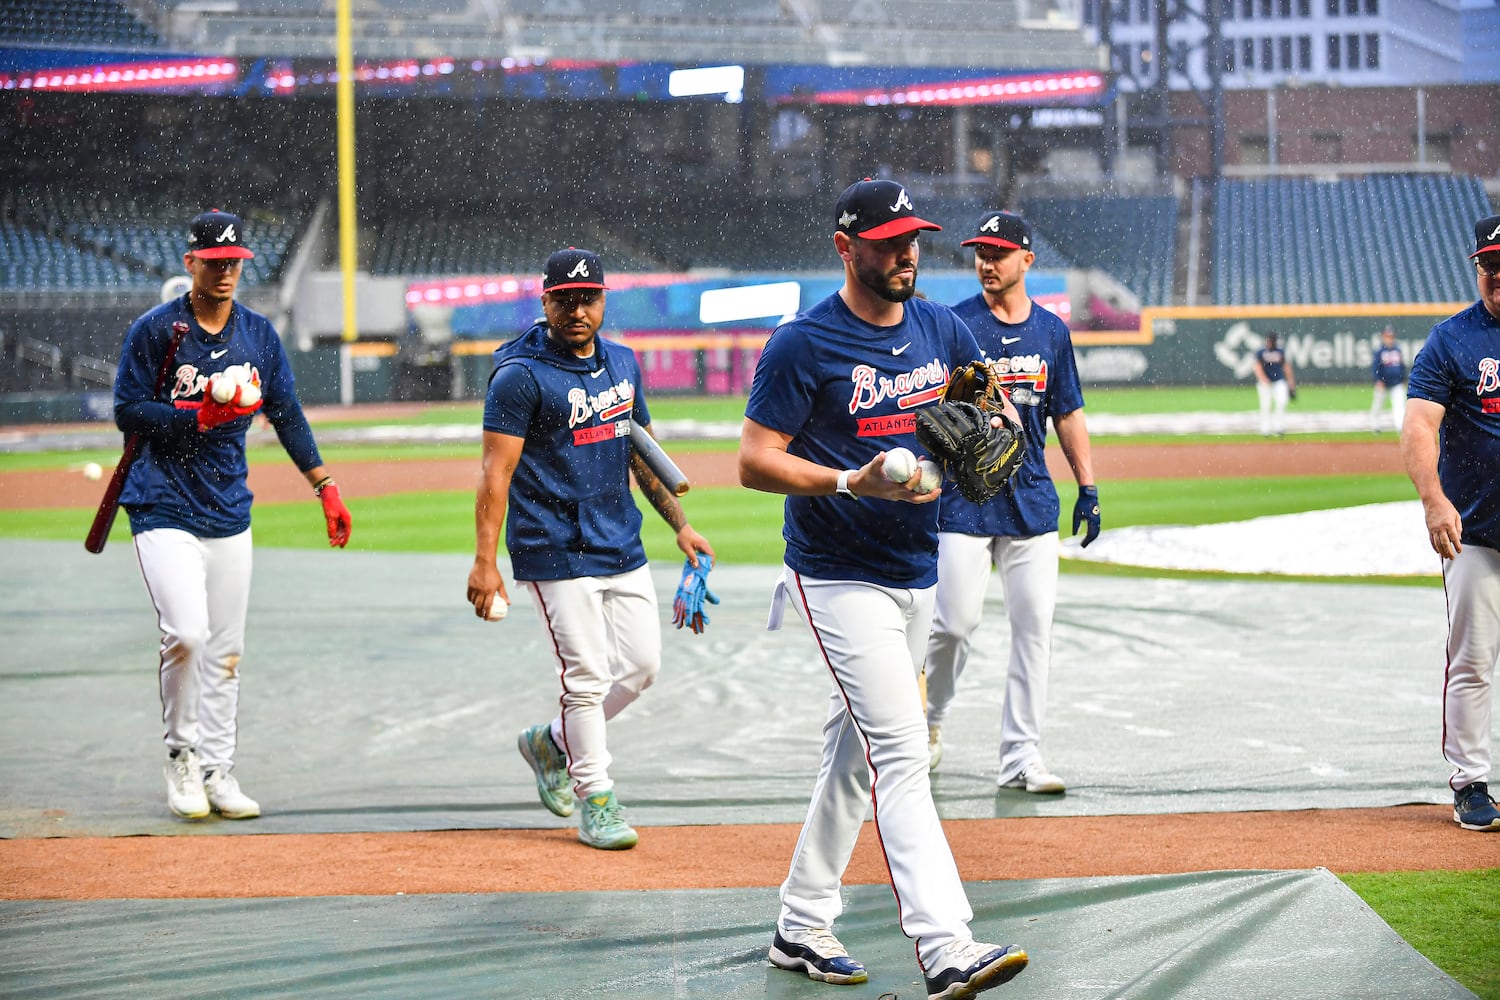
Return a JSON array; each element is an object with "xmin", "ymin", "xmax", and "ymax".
[
  {"xmin": 518, "ymin": 724, "xmax": 573, "ymax": 817},
  {"xmin": 578, "ymin": 790, "xmax": 638, "ymax": 850}
]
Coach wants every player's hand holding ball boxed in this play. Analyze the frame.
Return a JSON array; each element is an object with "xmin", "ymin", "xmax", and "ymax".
[
  {"xmin": 881, "ymin": 447, "xmax": 942, "ymax": 496},
  {"xmin": 198, "ymin": 368, "xmax": 263, "ymax": 431}
]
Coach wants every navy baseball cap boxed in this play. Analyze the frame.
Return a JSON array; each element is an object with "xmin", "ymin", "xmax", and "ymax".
[
  {"xmin": 834, "ymin": 178, "xmax": 941, "ymax": 240},
  {"xmin": 961, "ymin": 210, "xmax": 1032, "ymax": 251},
  {"xmin": 187, "ymin": 209, "xmax": 254, "ymax": 259},
  {"xmin": 1471, "ymin": 214, "xmax": 1500, "ymax": 258},
  {"xmin": 542, "ymin": 247, "xmax": 608, "ymax": 292}
]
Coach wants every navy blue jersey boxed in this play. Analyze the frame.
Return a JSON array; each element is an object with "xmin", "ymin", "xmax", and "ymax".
[
  {"xmin": 1255, "ymin": 347, "xmax": 1287, "ymax": 382},
  {"xmin": 744, "ymin": 293, "xmax": 983, "ymax": 588},
  {"xmin": 938, "ymin": 294, "xmax": 1085, "ymax": 539},
  {"xmin": 1406, "ymin": 301, "xmax": 1500, "ymax": 550},
  {"xmin": 114, "ymin": 295, "xmax": 321, "ymax": 538},
  {"xmin": 484, "ymin": 322, "xmax": 651, "ymax": 581},
  {"xmin": 1373, "ymin": 343, "xmax": 1407, "ymax": 387}
]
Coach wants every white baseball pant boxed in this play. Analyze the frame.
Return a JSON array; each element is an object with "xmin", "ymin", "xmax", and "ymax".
[
  {"xmin": 134, "ymin": 527, "xmax": 253, "ymax": 772},
  {"xmin": 527, "ymin": 564, "xmax": 660, "ymax": 799},
  {"xmin": 1441, "ymin": 543, "xmax": 1500, "ymax": 792},
  {"xmin": 925, "ymin": 531, "xmax": 1060, "ymax": 785},
  {"xmin": 1371, "ymin": 382, "xmax": 1407, "ymax": 432},
  {"xmin": 771, "ymin": 566, "xmax": 976, "ymax": 968},
  {"xmin": 1257, "ymin": 380, "xmax": 1290, "ymax": 435}
]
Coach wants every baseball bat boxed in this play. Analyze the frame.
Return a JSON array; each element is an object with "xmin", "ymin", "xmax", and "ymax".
[
  {"xmin": 85, "ymin": 320, "xmax": 190, "ymax": 554},
  {"xmin": 629, "ymin": 419, "xmax": 690, "ymax": 497}
]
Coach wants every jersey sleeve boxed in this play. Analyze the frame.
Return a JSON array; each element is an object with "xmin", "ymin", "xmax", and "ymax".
[
  {"xmin": 113, "ymin": 314, "xmax": 195, "ymax": 439},
  {"xmin": 1406, "ymin": 327, "xmax": 1454, "ymax": 406},
  {"xmin": 745, "ymin": 325, "xmax": 815, "ymax": 437},
  {"xmin": 484, "ymin": 362, "xmax": 541, "ymax": 436},
  {"xmin": 1046, "ymin": 318, "xmax": 1086, "ymax": 418},
  {"xmin": 258, "ymin": 325, "xmax": 323, "ymax": 471}
]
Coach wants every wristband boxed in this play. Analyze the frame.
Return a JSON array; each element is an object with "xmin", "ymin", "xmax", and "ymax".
[
  {"xmin": 836, "ymin": 469, "xmax": 858, "ymax": 501},
  {"xmin": 313, "ymin": 476, "xmax": 334, "ymax": 496}
]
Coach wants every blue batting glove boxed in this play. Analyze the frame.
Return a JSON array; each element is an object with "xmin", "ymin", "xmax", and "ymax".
[
  {"xmin": 1072, "ymin": 486, "xmax": 1101, "ymax": 548},
  {"xmin": 672, "ymin": 553, "xmax": 719, "ymax": 634}
]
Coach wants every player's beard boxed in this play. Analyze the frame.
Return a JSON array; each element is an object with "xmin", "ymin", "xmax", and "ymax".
[{"xmin": 855, "ymin": 258, "xmax": 918, "ymax": 304}]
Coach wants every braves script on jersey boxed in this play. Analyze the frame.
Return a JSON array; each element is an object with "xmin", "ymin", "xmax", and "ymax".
[
  {"xmin": 484, "ymin": 321, "xmax": 650, "ymax": 580},
  {"xmin": 745, "ymin": 293, "xmax": 985, "ymax": 587},
  {"xmin": 1407, "ymin": 300, "xmax": 1500, "ymax": 548},
  {"xmin": 114, "ymin": 296, "xmax": 320, "ymax": 537},
  {"xmin": 939, "ymin": 294, "xmax": 1085, "ymax": 538}
]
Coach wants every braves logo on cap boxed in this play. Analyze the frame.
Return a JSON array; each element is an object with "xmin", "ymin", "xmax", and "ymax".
[
  {"xmin": 187, "ymin": 209, "xmax": 254, "ymax": 260},
  {"xmin": 834, "ymin": 178, "xmax": 941, "ymax": 240},
  {"xmin": 1473, "ymin": 214, "xmax": 1500, "ymax": 259},
  {"xmin": 543, "ymin": 247, "xmax": 609, "ymax": 293},
  {"xmin": 962, "ymin": 210, "xmax": 1031, "ymax": 251}
]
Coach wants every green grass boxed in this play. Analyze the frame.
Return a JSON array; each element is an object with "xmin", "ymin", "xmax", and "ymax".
[
  {"xmin": 0, "ymin": 473, "xmax": 1418, "ymax": 563},
  {"xmin": 1340, "ymin": 869, "xmax": 1500, "ymax": 999}
]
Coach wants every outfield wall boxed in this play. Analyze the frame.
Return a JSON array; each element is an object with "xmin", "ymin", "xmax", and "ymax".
[
  {"xmin": 1072, "ymin": 303, "xmax": 1469, "ymax": 387},
  {"xmin": 0, "ymin": 299, "xmax": 1477, "ymax": 422}
]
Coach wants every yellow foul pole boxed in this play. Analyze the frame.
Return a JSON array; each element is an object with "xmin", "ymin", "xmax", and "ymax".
[{"xmin": 335, "ymin": 0, "xmax": 358, "ymax": 401}]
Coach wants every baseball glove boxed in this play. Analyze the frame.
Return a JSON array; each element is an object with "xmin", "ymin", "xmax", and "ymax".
[
  {"xmin": 943, "ymin": 359, "xmax": 1010, "ymax": 410},
  {"xmin": 914, "ymin": 400, "xmax": 1024, "ymax": 504}
]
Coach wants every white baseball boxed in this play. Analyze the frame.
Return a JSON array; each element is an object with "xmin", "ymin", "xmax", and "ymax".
[
  {"xmin": 484, "ymin": 594, "xmax": 509, "ymax": 621},
  {"xmin": 83, "ymin": 462, "xmax": 103, "ymax": 481},
  {"xmin": 882, "ymin": 446, "xmax": 918, "ymax": 484},
  {"xmin": 236, "ymin": 381, "xmax": 261, "ymax": 407},
  {"xmin": 209, "ymin": 373, "xmax": 237, "ymax": 404},
  {"xmin": 914, "ymin": 458, "xmax": 942, "ymax": 495}
]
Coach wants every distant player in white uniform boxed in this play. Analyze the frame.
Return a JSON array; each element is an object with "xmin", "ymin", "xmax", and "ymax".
[
  {"xmin": 1253, "ymin": 331, "xmax": 1296, "ymax": 437},
  {"xmin": 1401, "ymin": 213, "xmax": 1500, "ymax": 832},
  {"xmin": 740, "ymin": 178, "xmax": 1030, "ymax": 999},
  {"xmin": 467, "ymin": 248, "xmax": 714, "ymax": 851},
  {"xmin": 924, "ymin": 211, "xmax": 1098, "ymax": 793},
  {"xmin": 114, "ymin": 210, "xmax": 352, "ymax": 821},
  {"xmin": 1370, "ymin": 325, "xmax": 1407, "ymax": 433}
]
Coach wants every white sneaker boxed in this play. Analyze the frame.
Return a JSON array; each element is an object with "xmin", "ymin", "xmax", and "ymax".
[
  {"xmin": 928, "ymin": 725, "xmax": 943, "ymax": 771},
  {"xmin": 999, "ymin": 762, "xmax": 1066, "ymax": 794},
  {"xmin": 204, "ymin": 769, "xmax": 261, "ymax": 819},
  {"xmin": 924, "ymin": 939, "xmax": 1028, "ymax": 999},
  {"xmin": 164, "ymin": 749, "xmax": 209, "ymax": 819}
]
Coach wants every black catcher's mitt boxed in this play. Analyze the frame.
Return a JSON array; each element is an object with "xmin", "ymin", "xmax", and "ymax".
[{"xmin": 915, "ymin": 360, "xmax": 1025, "ymax": 504}]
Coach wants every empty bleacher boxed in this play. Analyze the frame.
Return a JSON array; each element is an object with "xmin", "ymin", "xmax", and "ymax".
[
  {"xmin": 1212, "ymin": 175, "xmax": 1492, "ymax": 305},
  {"xmin": 0, "ymin": 0, "xmax": 161, "ymax": 47},
  {"xmin": 1019, "ymin": 194, "xmax": 1177, "ymax": 306},
  {"xmin": 2, "ymin": 189, "xmax": 300, "ymax": 290}
]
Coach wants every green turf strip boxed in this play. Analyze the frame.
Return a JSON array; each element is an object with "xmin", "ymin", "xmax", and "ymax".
[{"xmin": 1340, "ymin": 869, "xmax": 1500, "ymax": 999}]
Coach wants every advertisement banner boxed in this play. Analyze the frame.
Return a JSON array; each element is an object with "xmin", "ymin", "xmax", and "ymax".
[{"xmin": 1073, "ymin": 303, "xmax": 1469, "ymax": 386}]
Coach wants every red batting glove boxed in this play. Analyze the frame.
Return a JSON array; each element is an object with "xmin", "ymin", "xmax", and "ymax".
[
  {"xmin": 197, "ymin": 396, "xmax": 262, "ymax": 431},
  {"xmin": 318, "ymin": 482, "xmax": 352, "ymax": 548}
]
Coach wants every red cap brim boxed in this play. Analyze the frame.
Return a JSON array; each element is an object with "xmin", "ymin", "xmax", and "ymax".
[
  {"xmin": 856, "ymin": 217, "xmax": 942, "ymax": 240},
  {"xmin": 1471, "ymin": 243, "xmax": 1500, "ymax": 259},
  {"xmin": 961, "ymin": 236, "xmax": 1025, "ymax": 249},
  {"xmin": 541, "ymin": 282, "xmax": 608, "ymax": 294},
  {"xmin": 191, "ymin": 247, "xmax": 254, "ymax": 259}
]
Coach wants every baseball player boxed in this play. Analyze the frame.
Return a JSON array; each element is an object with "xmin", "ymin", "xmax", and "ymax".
[
  {"xmin": 924, "ymin": 211, "xmax": 1097, "ymax": 793},
  {"xmin": 114, "ymin": 209, "xmax": 352, "ymax": 821},
  {"xmin": 1400, "ymin": 213, "xmax": 1500, "ymax": 832},
  {"xmin": 1370, "ymin": 325, "xmax": 1408, "ymax": 433},
  {"xmin": 740, "ymin": 178, "xmax": 1029, "ymax": 998},
  {"xmin": 466, "ymin": 247, "xmax": 713, "ymax": 851},
  {"xmin": 1253, "ymin": 331, "xmax": 1296, "ymax": 437}
]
